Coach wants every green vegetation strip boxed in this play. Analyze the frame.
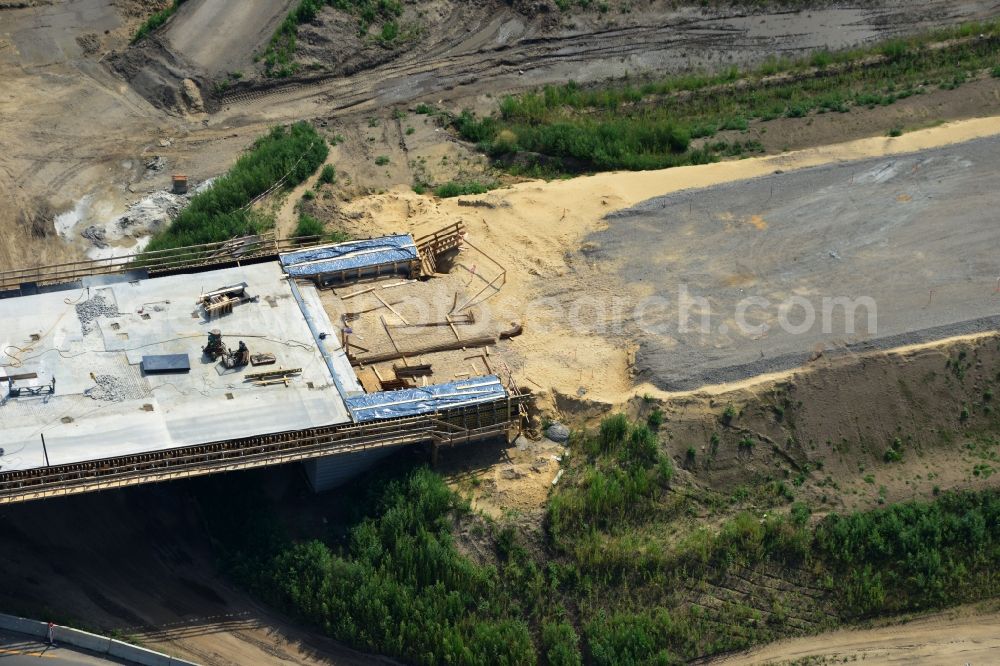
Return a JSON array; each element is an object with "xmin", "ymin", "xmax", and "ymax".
[
  {"xmin": 194, "ymin": 413, "xmax": 1000, "ymax": 665},
  {"xmin": 455, "ymin": 20, "xmax": 1000, "ymax": 175},
  {"xmin": 146, "ymin": 122, "xmax": 328, "ymax": 252},
  {"xmin": 260, "ymin": 0, "xmax": 403, "ymax": 77},
  {"xmin": 132, "ymin": 0, "xmax": 189, "ymax": 44}
]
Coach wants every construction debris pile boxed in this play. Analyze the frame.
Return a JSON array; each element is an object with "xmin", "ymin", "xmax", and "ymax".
[
  {"xmin": 85, "ymin": 374, "xmax": 143, "ymax": 402},
  {"xmin": 75, "ymin": 293, "xmax": 119, "ymax": 335}
]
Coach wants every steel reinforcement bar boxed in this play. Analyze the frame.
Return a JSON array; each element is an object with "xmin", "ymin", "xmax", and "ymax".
[{"xmin": 0, "ymin": 397, "xmax": 524, "ymax": 505}]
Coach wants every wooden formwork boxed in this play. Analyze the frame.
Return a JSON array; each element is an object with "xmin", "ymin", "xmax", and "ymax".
[
  {"xmin": 415, "ymin": 222, "xmax": 465, "ymax": 277},
  {"xmin": 310, "ymin": 258, "xmax": 421, "ymax": 288}
]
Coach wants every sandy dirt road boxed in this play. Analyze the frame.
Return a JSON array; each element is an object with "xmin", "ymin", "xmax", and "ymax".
[{"xmin": 711, "ymin": 606, "xmax": 1000, "ymax": 665}]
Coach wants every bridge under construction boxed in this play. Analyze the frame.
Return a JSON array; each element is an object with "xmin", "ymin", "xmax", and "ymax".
[{"xmin": 0, "ymin": 225, "xmax": 527, "ymax": 504}]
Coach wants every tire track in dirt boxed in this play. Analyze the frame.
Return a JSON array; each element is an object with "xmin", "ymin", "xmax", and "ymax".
[{"xmin": 212, "ymin": 0, "xmax": 1000, "ymax": 121}]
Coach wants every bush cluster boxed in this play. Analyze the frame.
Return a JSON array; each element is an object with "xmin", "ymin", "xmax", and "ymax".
[
  {"xmin": 454, "ymin": 21, "xmax": 1000, "ymax": 175},
  {"xmin": 198, "ymin": 468, "xmax": 537, "ymax": 665},
  {"xmin": 194, "ymin": 411, "xmax": 1000, "ymax": 664},
  {"xmin": 433, "ymin": 180, "xmax": 492, "ymax": 198},
  {"xmin": 146, "ymin": 122, "xmax": 328, "ymax": 251},
  {"xmin": 548, "ymin": 415, "xmax": 673, "ymax": 545}
]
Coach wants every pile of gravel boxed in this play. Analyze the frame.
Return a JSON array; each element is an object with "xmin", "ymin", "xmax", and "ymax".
[
  {"xmin": 85, "ymin": 375, "xmax": 142, "ymax": 402},
  {"xmin": 76, "ymin": 294, "xmax": 119, "ymax": 335}
]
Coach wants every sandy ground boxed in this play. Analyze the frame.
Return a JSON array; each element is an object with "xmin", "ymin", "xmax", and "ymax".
[
  {"xmin": 334, "ymin": 115, "xmax": 1000, "ymax": 406},
  {"xmin": 3, "ymin": 0, "xmax": 1000, "ymax": 267},
  {"xmin": 712, "ymin": 605, "xmax": 1000, "ymax": 665}
]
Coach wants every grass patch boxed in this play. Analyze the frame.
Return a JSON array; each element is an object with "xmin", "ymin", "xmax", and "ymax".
[
  {"xmin": 293, "ymin": 213, "xmax": 349, "ymax": 242},
  {"xmin": 433, "ymin": 180, "xmax": 493, "ymax": 198},
  {"xmin": 454, "ymin": 21, "xmax": 1000, "ymax": 174},
  {"xmin": 146, "ymin": 122, "xmax": 328, "ymax": 251}
]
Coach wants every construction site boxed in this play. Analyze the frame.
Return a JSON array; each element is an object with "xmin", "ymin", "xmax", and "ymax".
[
  {"xmin": 0, "ymin": 224, "xmax": 527, "ymax": 504},
  {"xmin": 3, "ymin": 0, "xmax": 1000, "ymax": 664}
]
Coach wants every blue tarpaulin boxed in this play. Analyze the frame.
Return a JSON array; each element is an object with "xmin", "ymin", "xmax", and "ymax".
[
  {"xmin": 280, "ymin": 235, "xmax": 418, "ymax": 278},
  {"xmin": 345, "ymin": 375, "xmax": 507, "ymax": 422}
]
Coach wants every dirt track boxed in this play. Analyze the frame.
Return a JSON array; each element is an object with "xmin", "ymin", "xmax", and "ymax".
[{"xmin": 712, "ymin": 604, "xmax": 1000, "ymax": 665}]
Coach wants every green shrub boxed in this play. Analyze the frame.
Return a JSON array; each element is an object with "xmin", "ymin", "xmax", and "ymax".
[
  {"xmin": 453, "ymin": 20, "xmax": 1000, "ymax": 176},
  {"xmin": 380, "ymin": 20, "xmax": 399, "ymax": 42},
  {"xmin": 790, "ymin": 502, "xmax": 811, "ymax": 526},
  {"xmin": 647, "ymin": 408, "xmax": 664, "ymax": 430},
  {"xmin": 541, "ymin": 621, "xmax": 582, "ymax": 666},
  {"xmin": 374, "ymin": 155, "xmax": 390, "ymax": 166},
  {"xmin": 598, "ymin": 414, "xmax": 629, "ymax": 453},
  {"xmin": 146, "ymin": 122, "xmax": 327, "ymax": 251},
  {"xmin": 293, "ymin": 213, "xmax": 324, "ymax": 238},
  {"xmin": 814, "ymin": 491, "xmax": 1000, "ymax": 615},
  {"xmin": 434, "ymin": 180, "xmax": 492, "ymax": 198},
  {"xmin": 319, "ymin": 164, "xmax": 336, "ymax": 184}
]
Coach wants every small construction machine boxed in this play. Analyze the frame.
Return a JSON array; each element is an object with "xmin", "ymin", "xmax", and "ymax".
[{"xmin": 202, "ymin": 329, "xmax": 250, "ymax": 369}]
